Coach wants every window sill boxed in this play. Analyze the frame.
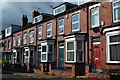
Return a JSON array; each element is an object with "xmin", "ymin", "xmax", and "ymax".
[
  {"xmin": 90, "ymin": 26, "xmax": 101, "ymax": 30},
  {"xmin": 58, "ymin": 33, "xmax": 65, "ymax": 36},
  {"xmin": 65, "ymin": 62, "xmax": 84, "ymax": 64}
]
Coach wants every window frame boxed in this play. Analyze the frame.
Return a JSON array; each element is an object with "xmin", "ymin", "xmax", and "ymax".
[
  {"xmin": 54, "ymin": 5, "xmax": 66, "ymax": 15},
  {"xmin": 8, "ymin": 40, "xmax": 11, "ymax": 49},
  {"xmin": 23, "ymin": 32, "xmax": 27, "ymax": 44},
  {"xmin": 41, "ymin": 45, "xmax": 47, "ymax": 62},
  {"xmin": 13, "ymin": 37, "xmax": 16, "ymax": 46},
  {"xmin": 29, "ymin": 30, "xmax": 34, "ymax": 43},
  {"xmin": 5, "ymin": 27, "xmax": 11, "ymax": 37},
  {"xmin": 47, "ymin": 22, "xmax": 52, "ymax": 37},
  {"xmin": 38, "ymin": 26, "xmax": 42, "ymax": 39},
  {"xmin": 59, "ymin": 18, "xmax": 64, "ymax": 35},
  {"xmin": 33, "ymin": 15, "xmax": 42, "ymax": 23},
  {"xmin": 91, "ymin": 7, "xmax": 100, "ymax": 28},
  {"xmin": 17, "ymin": 34, "xmax": 21, "ymax": 46},
  {"xmin": 72, "ymin": 13, "xmax": 80, "ymax": 32},
  {"xmin": 112, "ymin": 0, "xmax": 120, "ymax": 23},
  {"xmin": 106, "ymin": 31, "xmax": 120, "ymax": 63}
]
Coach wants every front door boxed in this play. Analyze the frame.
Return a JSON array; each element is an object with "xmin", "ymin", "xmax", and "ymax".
[
  {"xmin": 38, "ymin": 50, "xmax": 41, "ymax": 65},
  {"xmin": 58, "ymin": 46, "xmax": 64, "ymax": 69},
  {"xmin": 93, "ymin": 43, "xmax": 100, "ymax": 68}
]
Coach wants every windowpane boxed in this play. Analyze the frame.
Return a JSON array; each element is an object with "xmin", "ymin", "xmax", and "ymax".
[
  {"xmin": 47, "ymin": 23, "xmax": 52, "ymax": 36},
  {"xmin": 110, "ymin": 35, "xmax": 120, "ymax": 43},
  {"xmin": 72, "ymin": 23, "xmax": 79, "ymax": 30},
  {"xmin": 54, "ymin": 5, "xmax": 65, "ymax": 15},
  {"xmin": 26, "ymin": 51, "xmax": 29, "ymax": 56},
  {"xmin": 59, "ymin": 27, "xmax": 64, "ymax": 33},
  {"xmin": 67, "ymin": 52, "xmax": 74, "ymax": 61},
  {"xmin": 42, "ymin": 54, "xmax": 46, "ymax": 60},
  {"xmin": 42, "ymin": 46, "xmax": 46, "ymax": 52},
  {"xmin": 48, "ymin": 53, "xmax": 52, "ymax": 61},
  {"xmin": 72, "ymin": 15, "xmax": 79, "ymax": 22},
  {"xmin": 48, "ymin": 45, "xmax": 53, "ymax": 52},
  {"xmin": 59, "ymin": 19, "xmax": 64, "ymax": 26},
  {"xmin": 113, "ymin": 1, "xmax": 120, "ymax": 7},
  {"xmin": 114, "ymin": 7, "xmax": 120, "ymax": 20},
  {"xmin": 110, "ymin": 44, "xmax": 120, "ymax": 61},
  {"xmin": 77, "ymin": 41, "xmax": 82, "ymax": 50},
  {"xmin": 47, "ymin": 31, "xmax": 51, "ymax": 36},
  {"xmin": 67, "ymin": 42, "xmax": 74, "ymax": 50},
  {"xmin": 76, "ymin": 51, "xmax": 83, "ymax": 61}
]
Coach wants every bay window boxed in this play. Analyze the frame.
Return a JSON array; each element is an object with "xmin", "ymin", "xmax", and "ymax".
[
  {"xmin": 59, "ymin": 19, "xmax": 64, "ymax": 34},
  {"xmin": 38, "ymin": 26, "xmax": 42, "ymax": 39},
  {"xmin": 65, "ymin": 35, "xmax": 85, "ymax": 63},
  {"xmin": 23, "ymin": 32, "xmax": 27, "ymax": 44},
  {"xmin": 24, "ymin": 51, "xmax": 29, "ymax": 64},
  {"xmin": 72, "ymin": 14, "xmax": 80, "ymax": 31},
  {"xmin": 17, "ymin": 35, "xmax": 21, "ymax": 46},
  {"xmin": 47, "ymin": 23, "xmax": 52, "ymax": 37},
  {"xmin": 91, "ymin": 7, "xmax": 99, "ymax": 28},
  {"xmin": 113, "ymin": 0, "xmax": 120, "ymax": 22},
  {"xmin": 29, "ymin": 30, "xmax": 34, "ymax": 43},
  {"xmin": 107, "ymin": 32, "xmax": 120, "ymax": 63}
]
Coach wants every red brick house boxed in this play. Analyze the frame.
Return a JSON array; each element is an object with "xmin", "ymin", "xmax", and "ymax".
[{"xmin": 1, "ymin": 1, "xmax": 120, "ymax": 78}]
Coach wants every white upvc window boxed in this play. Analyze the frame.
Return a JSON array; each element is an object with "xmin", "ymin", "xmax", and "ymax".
[
  {"xmin": 17, "ymin": 35, "xmax": 21, "ymax": 46},
  {"xmin": 54, "ymin": 5, "xmax": 66, "ymax": 15},
  {"xmin": 33, "ymin": 15, "xmax": 42, "ymax": 23},
  {"xmin": 13, "ymin": 37, "xmax": 16, "ymax": 46},
  {"xmin": 5, "ymin": 27, "xmax": 11, "ymax": 37},
  {"xmin": 13, "ymin": 52, "xmax": 17, "ymax": 64},
  {"xmin": 66, "ymin": 39, "xmax": 84, "ymax": 63},
  {"xmin": 91, "ymin": 7, "xmax": 99, "ymax": 28},
  {"xmin": 23, "ymin": 32, "xmax": 27, "ymax": 44},
  {"xmin": 38, "ymin": 26, "xmax": 42, "ymax": 39},
  {"xmin": 72, "ymin": 14, "xmax": 80, "ymax": 32},
  {"xmin": 41, "ymin": 44, "xmax": 54, "ymax": 62},
  {"xmin": 47, "ymin": 23, "xmax": 52, "ymax": 37},
  {"xmin": 41, "ymin": 46, "xmax": 47, "ymax": 62},
  {"xmin": 113, "ymin": 0, "xmax": 120, "ymax": 22},
  {"xmin": 59, "ymin": 19, "xmax": 64, "ymax": 35},
  {"xmin": 106, "ymin": 31, "xmax": 120, "ymax": 63},
  {"xmin": 24, "ymin": 51, "xmax": 29, "ymax": 64},
  {"xmin": 29, "ymin": 30, "xmax": 34, "ymax": 43}
]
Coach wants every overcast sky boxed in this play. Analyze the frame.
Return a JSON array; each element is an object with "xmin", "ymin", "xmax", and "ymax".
[{"xmin": 0, "ymin": 0, "xmax": 91, "ymax": 30}]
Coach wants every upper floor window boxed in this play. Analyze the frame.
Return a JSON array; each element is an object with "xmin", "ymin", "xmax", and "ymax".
[
  {"xmin": 33, "ymin": 15, "xmax": 42, "ymax": 23},
  {"xmin": 113, "ymin": 0, "xmax": 120, "ymax": 22},
  {"xmin": 107, "ymin": 32, "xmax": 120, "ymax": 63},
  {"xmin": 72, "ymin": 14, "xmax": 80, "ymax": 31},
  {"xmin": 13, "ymin": 37, "xmax": 16, "ymax": 46},
  {"xmin": 54, "ymin": 5, "xmax": 65, "ymax": 15},
  {"xmin": 29, "ymin": 30, "xmax": 34, "ymax": 43},
  {"xmin": 59, "ymin": 19, "xmax": 64, "ymax": 34},
  {"xmin": 23, "ymin": 32, "xmax": 27, "ymax": 44},
  {"xmin": 5, "ymin": 27, "xmax": 11, "ymax": 37},
  {"xmin": 91, "ymin": 7, "xmax": 99, "ymax": 28},
  {"xmin": 38, "ymin": 26, "xmax": 42, "ymax": 39},
  {"xmin": 17, "ymin": 35, "xmax": 21, "ymax": 46},
  {"xmin": 47, "ymin": 23, "xmax": 52, "ymax": 37}
]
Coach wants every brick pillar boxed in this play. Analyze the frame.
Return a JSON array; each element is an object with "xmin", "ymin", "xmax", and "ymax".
[
  {"xmin": 40, "ymin": 64, "xmax": 44, "ymax": 72},
  {"xmin": 49, "ymin": 63, "xmax": 51, "ymax": 72},
  {"xmin": 72, "ymin": 65, "xmax": 75, "ymax": 76},
  {"xmin": 85, "ymin": 65, "xmax": 90, "ymax": 78}
]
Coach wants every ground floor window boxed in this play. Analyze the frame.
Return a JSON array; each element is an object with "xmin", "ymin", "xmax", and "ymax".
[
  {"xmin": 24, "ymin": 51, "xmax": 29, "ymax": 64},
  {"xmin": 66, "ymin": 40, "xmax": 84, "ymax": 63},
  {"xmin": 107, "ymin": 32, "xmax": 120, "ymax": 63},
  {"xmin": 13, "ymin": 52, "xmax": 20, "ymax": 64},
  {"xmin": 41, "ymin": 45, "xmax": 54, "ymax": 62}
]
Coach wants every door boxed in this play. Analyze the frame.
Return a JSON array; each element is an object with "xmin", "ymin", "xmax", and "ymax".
[
  {"xmin": 58, "ymin": 46, "xmax": 64, "ymax": 69},
  {"xmin": 38, "ymin": 50, "xmax": 41, "ymax": 65},
  {"xmin": 93, "ymin": 43, "xmax": 100, "ymax": 68}
]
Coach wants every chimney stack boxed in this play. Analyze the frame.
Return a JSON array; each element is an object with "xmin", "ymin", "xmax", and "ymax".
[
  {"xmin": 32, "ymin": 10, "xmax": 40, "ymax": 18},
  {"xmin": 22, "ymin": 15, "xmax": 28, "ymax": 27}
]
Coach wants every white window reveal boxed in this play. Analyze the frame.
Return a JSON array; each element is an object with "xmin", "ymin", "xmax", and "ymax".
[
  {"xmin": 23, "ymin": 32, "xmax": 27, "ymax": 44},
  {"xmin": 91, "ymin": 7, "xmax": 99, "ymax": 28},
  {"xmin": 113, "ymin": 0, "xmax": 120, "ymax": 22},
  {"xmin": 72, "ymin": 14, "xmax": 80, "ymax": 32},
  {"xmin": 107, "ymin": 31, "xmax": 120, "ymax": 63},
  {"xmin": 38, "ymin": 26, "xmax": 42, "ymax": 39},
  {"xmin": 47, "ymin": 23, "xmax": 52, "ymax": 37},
  {"xmin": 33, "ymin": 15, "xmax": 42, "ymax": 23},
  {"xmin": 59, "ymin": 19, "xmax": 64, "ymax": 34},
  {"xmin": 17, "ymin": 35, "xmax": 21, "ymax": 46},
  {"xmin": 41, "ymin": 46, "xmax": 47, "ymax": 62},
  {"xmin": 65, "ymin": 35, "xmax": 85, "ymax": 63},
  {"xmin": 54, "ymin": 5, "xmax": 66, "ymax": 15},
  {"xmin": 29, "ymin": 30, "xmax": 34, "ymax": 43}
]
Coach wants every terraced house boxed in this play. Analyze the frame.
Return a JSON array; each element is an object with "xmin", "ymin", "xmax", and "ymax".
[{"xmin": 1, "ymin": 0, "xmax": 120, "ymax": 78}]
